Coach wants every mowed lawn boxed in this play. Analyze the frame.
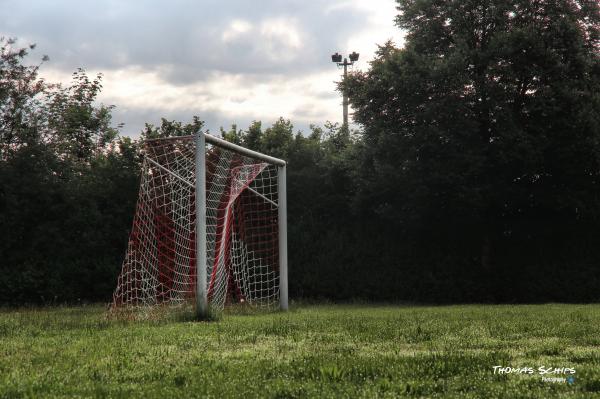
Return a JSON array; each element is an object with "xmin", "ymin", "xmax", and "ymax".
[{"xmin": 1, "ymin": 304, "xmax": 600, "ymax": 398}]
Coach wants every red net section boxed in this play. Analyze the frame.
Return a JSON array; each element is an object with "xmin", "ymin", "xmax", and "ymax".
[{"xmin": 111, "ymin": 136, "xmax": 280, "ymax": 311}]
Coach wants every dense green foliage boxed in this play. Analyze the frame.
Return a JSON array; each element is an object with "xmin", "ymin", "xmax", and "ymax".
[
  {"xmin": 1, "ymin": 304, "xmax": 599, "ymax": 398},
  {"xmin": 1, "ymin": 0, "xmax": 599, "ymax": 305},
  {"xmin": 340, "ymin": 0, "xmax": 600, "ymax": 301},
  {"xmin": 0, "ymin": 39, "xmax": 139, "ymax": 304}
]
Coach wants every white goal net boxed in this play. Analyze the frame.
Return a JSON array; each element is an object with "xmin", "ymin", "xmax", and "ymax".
[{"xmin": 111, "ymin": 134, "xmax": 287, "ymax": 314}]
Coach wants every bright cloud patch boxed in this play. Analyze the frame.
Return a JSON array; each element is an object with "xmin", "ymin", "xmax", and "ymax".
[
  {"xmin": 259, "ymin": 17, "xmax": 303, "ymax": 60},
  {"xmin": 40, "ymin": 66, "xmax": 340, "ymax": 134},
  {"xmin": 222, "ymin": 19, "xmax": 253, "ymax": 43}
]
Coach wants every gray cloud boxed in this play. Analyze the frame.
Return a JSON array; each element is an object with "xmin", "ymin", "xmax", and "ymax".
[
  {"xmin": 2, "ymin": 0, "xmax": 364, "ymax": 80},
  {"xmin": 112, "ymin": 106, "xmax": 315, "ymax": 138},
  {"xmin": 1, "ymin": 0, "xmax": 401, "ymax": 134}
]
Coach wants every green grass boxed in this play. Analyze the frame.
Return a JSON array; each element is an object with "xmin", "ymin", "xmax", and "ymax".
[{"xmin": 1, "ymin": 304, "xmax": 600, "ymax": 398}]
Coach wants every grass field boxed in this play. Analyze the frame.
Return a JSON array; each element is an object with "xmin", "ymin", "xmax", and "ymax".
[{"xmin": 1, "ymin": 304, "xmax": 600, "ymax": 398}]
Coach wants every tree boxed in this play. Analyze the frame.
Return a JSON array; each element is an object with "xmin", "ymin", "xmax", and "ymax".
[
  {"xmin": 220, "ymin": 123, "xmax": 243, "ymax": 144},
  {"xmin": 260, "ymin": 117, "xmax": 294, "ymax": 159},
  {"xmin": 0, "ymin": 39, "xmax": 136, "ymax": 304},
  {"xmin": 342, "ymin": 0, "xmax": 600, "ymax": 299},
  {"xmin": 141, "ymin": 116, "xmax": 205, "ymax": 141},
  {"xmin": 45, "ymin": 69, "xmax": 121, "ymax": 162},
  {"xmin": 243, "ymin": 121, "xmax": 263, "ymax": 151},
  {"xmin": 0, "ymin": 38, "xmax": 48, "ymax": 159}
]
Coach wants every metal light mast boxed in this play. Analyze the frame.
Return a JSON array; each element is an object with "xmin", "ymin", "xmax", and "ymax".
[{"xmin": 331, "ymin": 51, "xmax": 359, "ymax": 128}]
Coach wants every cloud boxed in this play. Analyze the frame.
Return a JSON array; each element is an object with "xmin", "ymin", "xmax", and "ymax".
[
  {"xmin": 259, "ymin": 17, "xmax": 303, "ymax": 53},
  {"xmin": 2, "ymin": 0, "xmax": 404, "ymax": 135},
  {"xmin": 1, "ymin": 0, "xmax": 363, "ymax": 77},
  {"xmin": 221, "ymin": 19, "xmax": 253, "ymax": 43}
]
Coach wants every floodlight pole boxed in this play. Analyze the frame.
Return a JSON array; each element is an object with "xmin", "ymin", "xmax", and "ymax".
[
  {"xmin": 331, "ymin": 51, "xmax": 359, "ymax": 129},
  {"xmin": 342, "ymin": 61, "xmax": 349, "ymax": 128},
  {"xmin": 195, "ymin": 132, "xmax": 208, "ymax": 318}
]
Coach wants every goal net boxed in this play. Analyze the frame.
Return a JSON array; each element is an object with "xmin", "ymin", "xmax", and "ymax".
[{"xmin": 111, "ymin": 134, "xmax": 287, "ymax": 315}]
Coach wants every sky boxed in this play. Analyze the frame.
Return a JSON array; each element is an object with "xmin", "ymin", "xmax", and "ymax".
[{"xmin": 1, "ymin": 0, "xmax": 404, "ymax": 137}]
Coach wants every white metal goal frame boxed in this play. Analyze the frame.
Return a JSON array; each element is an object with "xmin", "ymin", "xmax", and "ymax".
[
  {"xmin": 195, "ymin": 133, "xmax": 288, "ymax": 318},
  {"xmin": 111, "ymin": 132, "xmax": 288, "ymax": 318}
]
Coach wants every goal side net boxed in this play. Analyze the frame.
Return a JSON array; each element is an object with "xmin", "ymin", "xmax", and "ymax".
[{"xmin": 111, "ymin": 134, "xmax": 287, "ymax": 314}]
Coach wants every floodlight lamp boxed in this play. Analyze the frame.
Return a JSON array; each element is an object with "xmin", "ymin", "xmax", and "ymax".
[
  {"xmin": 331, "ymin": 53, "xmax": 342, "ymax": 63},
  {"xmin": 349, "ymin": 52, "xmax": 359, "ymax": 62}
]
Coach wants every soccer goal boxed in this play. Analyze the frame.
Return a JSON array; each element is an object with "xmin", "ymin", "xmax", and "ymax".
[{"xmin": 111, "ymin": 133, "xmax": 288, "ymax": 317}]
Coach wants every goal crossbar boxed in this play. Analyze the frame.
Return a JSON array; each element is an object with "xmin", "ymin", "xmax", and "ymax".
[{"xmin": 145, "ymin": 133, "xmax": 287, "ymax": 166}]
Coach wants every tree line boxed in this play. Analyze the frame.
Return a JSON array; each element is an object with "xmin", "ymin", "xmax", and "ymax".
[{"xmin": 1, "ymin": 0, "xmax": 599, "ymax": 304}]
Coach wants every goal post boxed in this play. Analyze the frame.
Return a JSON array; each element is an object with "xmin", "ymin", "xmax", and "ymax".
[
  {"xmin": 195, "ymin": 132, "xmax": 208, "ymax": 318},
  {"xmin": 111, "ymin": 132, "xmax": 288, "ymax": 317},
  {"xmin": 277, "ymin": 162, "xmax": 288, "ymax": 311}
]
